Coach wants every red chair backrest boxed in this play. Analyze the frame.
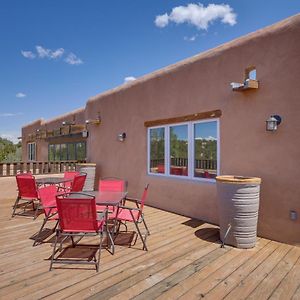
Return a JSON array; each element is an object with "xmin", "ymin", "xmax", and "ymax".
[
  {"xmin": 64, "ymin": 171, "xmax": 80, "ymax": 189},
  {"xmin": 71, "ymin": 173, "xmax": 87, "ymax": 192},
  {"xmin": 64, "ymin": 171, "xmax": 80, "ymax": 180},
  {"xmin": 98, "ymin": 178, "xmax": 126, "ymax": 192},
  {"xmin": 56, "ymin": 193, "xmax": 98, "ymax": 232},
  {"xmin": 139, "ymin": 184, "xmax": 149, "ymax": 218},
  {"xmin": 38, "ymin": 185, "xmax": 57, "ymax": 216},
  {"xmin": 16, "ymin": 174, "xmax": 39, "ymax": 199}
]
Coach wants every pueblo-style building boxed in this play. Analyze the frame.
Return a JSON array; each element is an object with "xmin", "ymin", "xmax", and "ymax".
[{"xmin": 22, "ymin": 14, "xmax": 300, "ymax": 245}]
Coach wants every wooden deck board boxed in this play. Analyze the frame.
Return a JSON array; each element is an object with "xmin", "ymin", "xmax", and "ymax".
[{"xmin": 0, "ymin": 195, "xmax": 299, "ymax": 300}]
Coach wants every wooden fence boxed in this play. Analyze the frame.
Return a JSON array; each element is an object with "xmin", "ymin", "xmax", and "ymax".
[{"xmin": 0, "ymin": 160, "xmax": 86, "ymax": 177}]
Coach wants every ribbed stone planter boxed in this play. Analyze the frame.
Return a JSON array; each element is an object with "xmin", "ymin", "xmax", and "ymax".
[
  {"xmin": 216, "ymin": 175, "xmax": 261, "ymax": 249},
  {"xmin": 76, "ymin": 163, "xmax": 96, "ymax": 192}
]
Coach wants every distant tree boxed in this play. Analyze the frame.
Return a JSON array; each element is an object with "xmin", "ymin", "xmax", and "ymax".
[{"xmin": 0, "ymin": 138, "xmax": 22, "ymax": 162}]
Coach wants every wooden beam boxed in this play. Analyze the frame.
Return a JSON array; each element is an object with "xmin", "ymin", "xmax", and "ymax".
[{"xmin": 144, "ymin": 109, "xmax": 222, "ymax": 127}]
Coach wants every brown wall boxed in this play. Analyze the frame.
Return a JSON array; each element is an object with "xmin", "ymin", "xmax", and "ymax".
[
  {"xmin": 22, "ymin": 15, "xmax": 300, "ymax": 244},
  {"xmin": 22, "ymin": 108, "xmax": 86, "ymax": 161}
]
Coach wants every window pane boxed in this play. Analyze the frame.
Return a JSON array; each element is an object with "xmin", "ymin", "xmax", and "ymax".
[
  {"xmin": 68, "ymin": 143, "xmax": 76, "ymax": 160},
  {"xmin": 32, "ymin": 144, "xmax": 36, "ymax": 160},
  {"xmin": 54, "ymin": 144, "xmax": 60, "ymax": 161},
  {"xmin": 194, "ymin": 121, "xmax": 217, "ymax": 179},
  {"xmin": 170, "ymin": 125, "xmax": 188, "ymax": 176},
  {"xmin": 49, "ymin": 144, "xmax": 55, "ymax": 161},
  {"xmin": 149, "ymin": 128, "xmax": 165, "ymax": 174},
  {"xmin": 76, "ymin": 142, "xmax": 86, "ymax": 160},
  {"xmin": 60, "ymin": 144, "xmax": 67, "ymax": 161}
]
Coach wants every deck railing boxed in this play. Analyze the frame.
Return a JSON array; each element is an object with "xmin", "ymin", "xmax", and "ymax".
[
  {"xmin": 150, "ymin": 158, "xmax": 217, "ymax": 170},
  {"xmin": 0, "ymin": 160, "xmax": 86, "ymax": 177}
]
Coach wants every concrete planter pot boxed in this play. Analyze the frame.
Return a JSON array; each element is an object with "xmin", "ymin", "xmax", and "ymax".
[
  {"xmin": 216, "ymin": 175, "xmax": 262, "ymax": 249},
  {"xmin": 76, "ymin": 163, "xmax": 96, "ymax": 192}
]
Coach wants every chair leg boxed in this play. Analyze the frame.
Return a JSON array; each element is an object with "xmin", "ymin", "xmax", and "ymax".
[
  {"xmin": 133, "ymin": 220, "xmax": 148, "ymax": 251},
  {"xmin": 49, "ymin": 231, "xmax": 59, "ymax": 271},
  {"xmin": 141, "ymin": 215, "xmax": 150, "ymax": 235},
  {"xmin": 11, "ymin": 197, "xmax": 20, "ymax": 217},
  {"xmin": 97, "ymin": 232, "xmax": 103, "ymax": 272}
]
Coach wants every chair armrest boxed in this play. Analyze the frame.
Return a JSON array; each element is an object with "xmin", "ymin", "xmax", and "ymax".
[
  {"xmin": 118, "ymin": 205, "xmax": 140, "ymax": 212},
  {"xmin": 125, "ymin": 196, "xmax": 141, "ymax": 204}
]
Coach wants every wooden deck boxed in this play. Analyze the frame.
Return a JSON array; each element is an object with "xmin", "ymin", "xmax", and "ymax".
[{"xmin": 1, "ymin": 197, "xmax": 300, "ymax": 300}]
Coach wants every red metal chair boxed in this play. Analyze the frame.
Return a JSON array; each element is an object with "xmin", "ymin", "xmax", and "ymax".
[
  {"xmin": 59, "ymin": 173, "xmax": 87, "ymax": 193},
  {"xmin": 12, "ymin": 174, "xmax": 40, "ymax": 219},
  {"xmin": 114, "ymin": 184, "xmax": 150, "ymax": 251},
  {"xmin": 33, "ymin": 185, "xmax": 59, "ymax": 246},
  {"xmin": 50, "ymin": 192, "xmax": 106, "ymax": 272},
  {"xmin": 97, "ymin": 177, "xmax": 127, "ymax": 213},
  {"xmin": 63, "ymin": 171, "xmax": 80, "ymax": 190}
]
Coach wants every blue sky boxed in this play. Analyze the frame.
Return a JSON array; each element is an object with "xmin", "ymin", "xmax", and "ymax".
[{"xmin": 0, "ymin": 0, "xmax": 299, "ymax": 143}]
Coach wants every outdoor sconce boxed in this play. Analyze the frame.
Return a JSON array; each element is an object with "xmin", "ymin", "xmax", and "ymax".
[
  {"xmin": 117, "ymin": 132, "xmax": 126, "ymax": 142},
  {"xmin": 85, "ymin": 112, "xmax": 101, "ymax": 125},
  {"xmin": 62, "ymin": 121, "xmax": 75, "ymax": 126},
  {"xmin": 266, "ymin": 115, "xmax": 282, "ymax": 132},
  {"xmin": 85, "ymin": 118, "xmax": 101, "ymax": 125}
]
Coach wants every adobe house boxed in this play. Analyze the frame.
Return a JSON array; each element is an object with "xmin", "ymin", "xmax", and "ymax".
[{"xmin": 22, "ymin": 14, "xmax": 300, "ymax": 245}]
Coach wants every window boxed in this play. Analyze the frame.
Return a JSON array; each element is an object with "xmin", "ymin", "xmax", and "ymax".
[
  {"xmin": 27, "ymin": 142, "xmax": 36, "ymax": 161},
  {"xmin": 148, "ymin": 119, "xmax": 219, "ymax": 181},
  {"xmin": 48, "ymin": 142, "xmax": 86, "ymax": 161}
]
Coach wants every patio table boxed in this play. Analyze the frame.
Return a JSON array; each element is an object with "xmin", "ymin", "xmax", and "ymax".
[
  {"xmin": 36, "ymin": 177, "xmax": 72, "ymax": 186},
  {"xmin": 87, "ymin": 191, "xmax": 127, "ymax": 254}
]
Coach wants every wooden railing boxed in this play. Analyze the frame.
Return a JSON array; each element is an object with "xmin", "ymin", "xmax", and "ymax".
[
  {"xmin": 150, "ymin": 158, "xmax": 217, "ymax": 170},
  {"xmin": 0, "ymin": 160, "xmax": 86, "ymax": 177}
]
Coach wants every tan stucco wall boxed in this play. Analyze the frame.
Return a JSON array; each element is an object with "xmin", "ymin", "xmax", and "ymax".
[{"xmin": 21, "ymin": 14, "xmax": 300, "ymax": 245}]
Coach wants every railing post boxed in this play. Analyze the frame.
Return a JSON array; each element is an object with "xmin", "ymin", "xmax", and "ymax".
[
  {"xmin": 0, "ymin": 164, "xmax": 3, "ymax": 177},
  {"xmin": 13, "ymin": 163, "xmax": 18, "ymax": 176},
  {"xmin": 32, "ymin": 162, "xmax": 37, "ymax": 175}
]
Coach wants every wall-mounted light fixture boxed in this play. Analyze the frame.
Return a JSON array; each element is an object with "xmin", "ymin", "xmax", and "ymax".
[
  {"xmin": 62, "ymin": 121, "xmax": 75, "ymax": 126},
  {"xmin": 266, "ymin": 115, "xmax": 282, "ymax": 132},
  {"xmin": 117, "ymin": 132, "xmax": 126, "ymax": 142},
  {"xmin": 85, "ymin": 112, "xmax": 101, "ymax": 125}
]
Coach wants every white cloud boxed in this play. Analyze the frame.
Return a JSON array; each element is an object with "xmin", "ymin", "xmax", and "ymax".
[
  {"xmin": 64, "ymin": 53, "xmax": 83, "ymax": 65},
  {"xmin": 0, "ymin": 112, "xmax": 23, "ymax": 117},
  {"xmin": 16, "ymin": 92, "xmax": 26, "ymax": 98},
  {"xmin": 21, "ymin": 50, "xmax": 36, "ymax": 59},
  {"xmin": 36, "ymin": 45, "xmax": 64, "ymax": 59},
  {"xmin": 184, "ymin": 35, "xmax": 197, "ymax": 42},
  {"xmin": 21, "ymin": 45, "xmax": 82, "ymax": 65},
  {"xmin": 124, "ymin": 76, "xmax": 136, "ymax": 83},
  {"xmin": 195, "ymin": 136, "xmax": 217, "ymax": 141},
  {"xmin": 155, "ymin": 3, "xmax": 237, "ymax": 30},
  {"xmin": 155, "ymin": 13, "xmax": 169, "ymax": 28}
]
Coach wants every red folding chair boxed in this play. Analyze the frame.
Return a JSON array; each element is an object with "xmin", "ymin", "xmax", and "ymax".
[
  {"xmin": 70, "ymin": 173, "xmax": 87, "ymax": 192},
  {"xmin": 33, "ymin": 185, "xmax": 59, "ymax": 246},
  {"xmin": 97, "ymin": 177, "xmax": 127, "ymax": 213},
  {"xmin": 63, "ymin": 171, "xmax": 80, "ymax": 190},
  {"xmin": 12, "ymin": 174, "xmax": 40, "ymax": 219},
  {"xmin": 50, "ymin": 192, "xmax": 106, "ymax": 272},
  {"xmin": 115, "ymin": 184, "xmax": 150, "ymax": 251}
]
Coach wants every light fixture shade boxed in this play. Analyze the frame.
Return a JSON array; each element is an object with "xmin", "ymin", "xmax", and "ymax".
[
  {"xmin": 118, "ymin": 132, "xmax": 126, "ymax": 142},
  {"xmin": 266, "ymin": 115, "xmax": 282, "ymax": 131}
]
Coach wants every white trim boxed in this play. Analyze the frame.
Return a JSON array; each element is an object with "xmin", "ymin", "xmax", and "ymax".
[
  {"xmin": 147, "ymin": 118, "xmax": 220, "ymax": 182},
  {"xmin": 27, "ymin": 142, "xmax": 36, "ymax": 161}
]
